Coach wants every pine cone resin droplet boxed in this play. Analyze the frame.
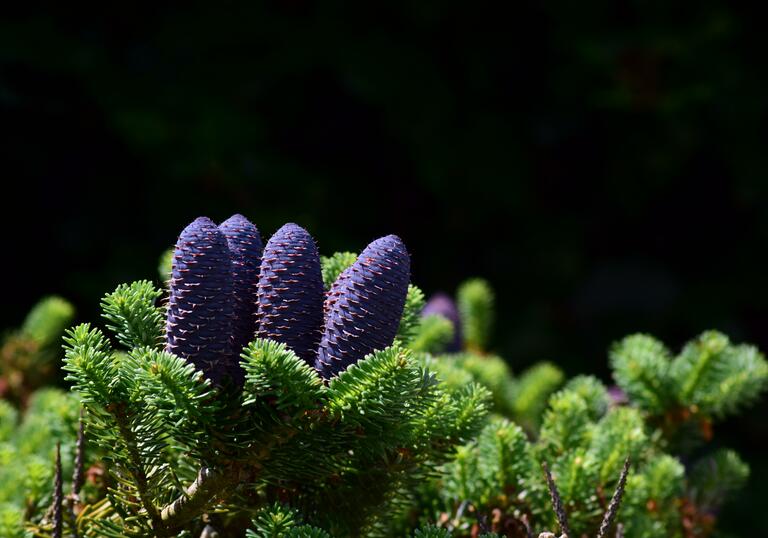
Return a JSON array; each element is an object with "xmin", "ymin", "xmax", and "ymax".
[
  {"xmin": 422, "ymin": 292, "xmax": 463, "ymax": 352},
  {"xmin": 219, "ymin": 214, "xmax": 264, "ymax": 358},
  {"xmin": 166, "ymin": 217, "xmax": 235, "ymax": 385},
  {"xmin": 315, "ymin": 235, "xmax": 410, "ymax": 379},
  {"xmin": 256, "ymin": 223, "xmax": 325, "ymax": 365}
]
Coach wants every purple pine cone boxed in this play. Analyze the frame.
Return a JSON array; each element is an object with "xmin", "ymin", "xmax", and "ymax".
[
  {"xmin": 166, "ymin": 217, "xmax": 235, "ymax": 385},
  {"xmin": 315, "ymin": 235, "xmax": 410, "ymax": 379},
  {"xmin": 256, "ymin": 223, "xmax": 325, "ymax": 365},
  {"xmin": 608, "ymin": 385, "xmax": 629, "ymax": 407},
  {"xmin": 219, "ymin": 214, "xmax": 263, "ymax": 363},
  {"xmin": 422, "ymin": 292, "xmax": 463, "ymax": 352}
]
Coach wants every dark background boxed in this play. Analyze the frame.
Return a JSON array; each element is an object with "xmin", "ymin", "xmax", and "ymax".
[{"xmin": 1, "ymin": 2, "xmax": 766, "ymax": 533}]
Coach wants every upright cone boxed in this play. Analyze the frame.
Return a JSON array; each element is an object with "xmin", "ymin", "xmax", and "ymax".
[
  {"xmin": 315, "ymin": 235, "xmax": 410, "ymax": 379},
  {"xmin": 219, "ymin": 214, "xmax": 263, "ymax": 382},
  {"xmin": 166, "ymin": 217, "xmax": 235, "ymax": 384},
  {"xmin": 256, "ymin": 223, "xmax": 325, "ymax": 365}
]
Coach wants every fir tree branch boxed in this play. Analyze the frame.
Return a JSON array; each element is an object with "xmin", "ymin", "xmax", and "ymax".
[
  {"xmin": 609, "ymin": 334, "xmax": 672, "ymax": 413},
  {"xmin": 457, "ymin": 279, "xmax": 494, "ymax": 352},
  {"xmin": 159, "ymin": 467, "xmax": 237, "ymax": 528},
  {"xmin": 101, "ymin": 281, "xmax": 164, "ymax": 349},
  {"xmin": 677, "ymin": 332, "xmax": 726, "ymax": 403}
]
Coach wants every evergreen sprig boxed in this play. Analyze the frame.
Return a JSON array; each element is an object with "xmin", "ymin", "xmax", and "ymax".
[
  {"xmin": 672, "ymin": 331, "xmax": 768, "ymax": 418},
  {"xmin": 456, "ymin": 279, "xmax": 494, "ymax": 352},
  {"xmin": 241, "ymin": 338, "xmax": 324, "ymax": 413},
  {"xmin": 611, "ymin": 331, "xmax": 768, "ymax": 450},
  {"xmin": 62, "ymin": 324, "xmax": 122, "ymax": 406},
  {"xmin": 397, "ymin": 285, "xmax": 427, "ymax": 345},
  {"xmin": 511, "ymin": 362, "xmax": 565, "ymax": 430},
  {"xmin": 123, "ymin": 347, "xmax": 222, "ymax": 461},
  {"xmin": 409, "ymin": 315, "xmax": 454, "ymax": 354},
  {"xmin": 22, "ymin": 296, "xmax": 76, "ymax": 348},
  {"xmin": 101, "ymin": 281, "xmax": 164, "ymax": 349},
  {"xmin": 248, "ymin": 503, "xmax": 333, "ymax": 538},
  {"xmin": 610, "ymin": 334, "xmax": 673, "ymax": 414},
  {"xmin": 320, "ymin": 252, "xmax": 357, "ymax": 290},
  {"xmin": 688, "ymin": 448, "xmax": 749, "ymax": 511}
]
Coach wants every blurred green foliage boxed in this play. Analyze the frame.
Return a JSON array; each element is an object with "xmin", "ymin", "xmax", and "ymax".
[{"xmin": 0, "ymin": 389, "xmax": 80, "ymax": 537}]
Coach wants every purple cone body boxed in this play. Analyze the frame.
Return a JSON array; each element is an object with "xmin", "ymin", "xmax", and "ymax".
[
  {"xmin": 219, "ymin": 214, "xmax": 263, "ymax": 369},
  {"xmin": 608, "ymin": 385, "xmax": 629, "ymax": 406},
  {"xmin": 315, "ymin": 235, "xmax": 410, "ymax": 379},
  {"xmin": 422, "ymin": 292, "xmax": 463, "ymax": 352},
  {"xmin": 166, "ymin": 217, "xmax": 235, "ymax": 385},
  {"xmin": 256, "ymin": 223, "xmax": 325, "ymax": 365}
]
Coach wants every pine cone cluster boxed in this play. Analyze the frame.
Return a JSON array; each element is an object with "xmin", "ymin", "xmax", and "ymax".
[{"xmin": 165, "ymin": 216, "xmax": 410, "ymax": 384}]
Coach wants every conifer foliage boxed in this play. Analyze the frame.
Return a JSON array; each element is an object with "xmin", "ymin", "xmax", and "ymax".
[
  {"xmin": 406, "ymin": 281, "xmax": 768, "ymax": 538},
  {"xmin": 0, "ymin": 296, "xmax": 75, "ymax": 405},
  {"xmin": 0, "ymin": 299, "xmax": 80, "ymax": 538},
  {"xmin": 54, "ymin": 216, "xmax": 489, "ymax": 537},
  {"xmin": 9, "ymin": 217, "xmax": 766, "ymax": 538}
]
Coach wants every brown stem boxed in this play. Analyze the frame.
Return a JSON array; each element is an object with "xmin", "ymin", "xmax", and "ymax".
[
  {"xmin": 542, "ymin": 461, "xmax": 570, "ymax": 538},
  {"xmin": 71, "ymin": 409, "xmax": 86, "ymax": 495},
  {"xmin": 52, "ymin": 444, "xmax": 63, "ymax": 538},
  {"xmin": 596, "ymin": 457, "xmax": 631, "ymax": 538},
  {"xmin": 160, "ymin": 467, "xmax": 237, "ymax": 528}
]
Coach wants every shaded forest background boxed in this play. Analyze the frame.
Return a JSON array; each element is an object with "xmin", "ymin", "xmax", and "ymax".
[{"xmin": 1, "ymin": 2, "xmax": 767, "ymax": 532}]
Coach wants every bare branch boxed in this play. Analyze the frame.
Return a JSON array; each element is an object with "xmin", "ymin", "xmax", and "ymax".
[
  {"xmin": 71, "ymin": 408, "xmax": 86, "ymax": 495},
  {"xmin": 596, "ymin": 457, "xmax": 631, "ymax": 538},
  {"xmin": 542, "ymin": 461, "xmax": 570, "ymax": 538},
  {"xmin": 160, "ymin": 467, "xmax": 235, "ymax": 528},
  {"xmin": 53, "ymin": 443, "xmax": 63, "ymax": 538}
]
